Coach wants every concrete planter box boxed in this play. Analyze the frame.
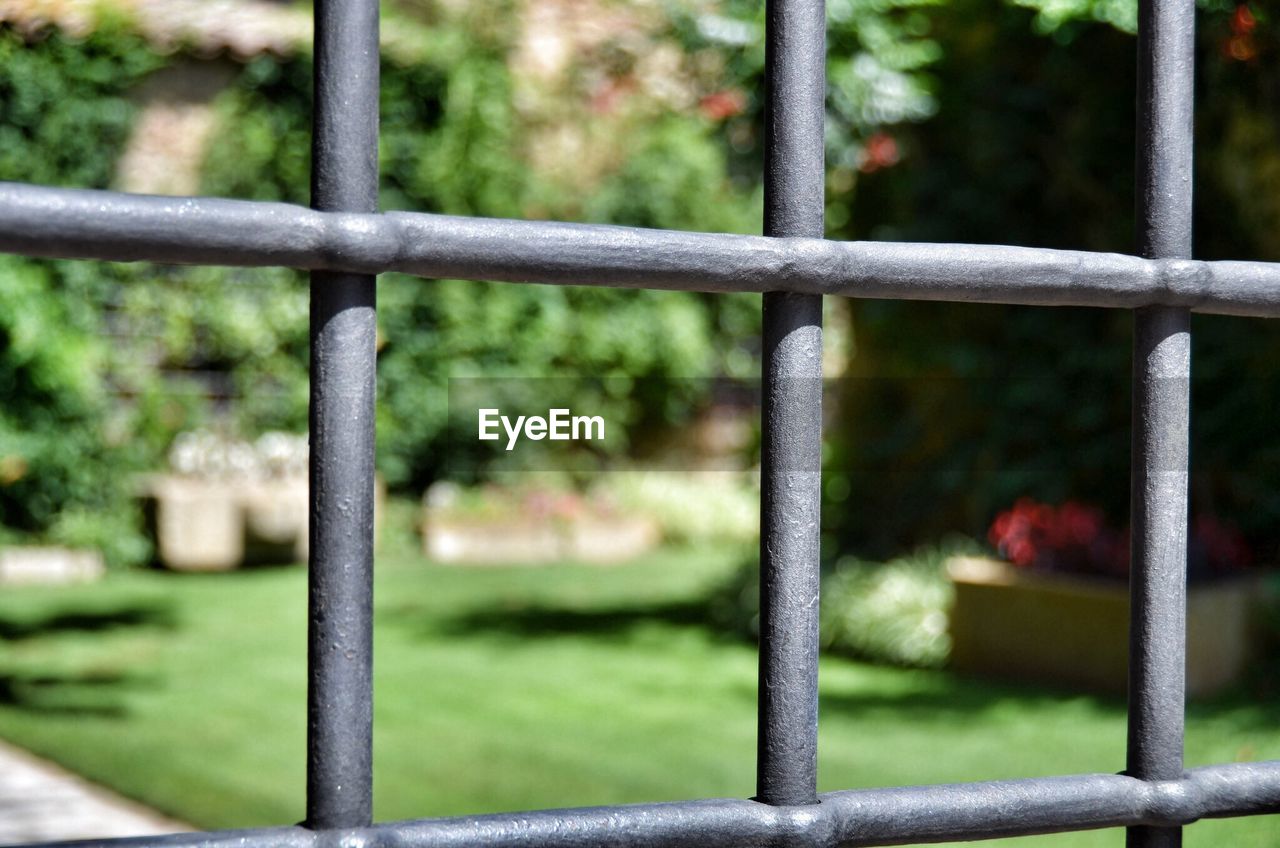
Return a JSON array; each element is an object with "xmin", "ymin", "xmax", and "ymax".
[
  {"xmin": 422, "ymin": 511, "xmax": 660, "ymax": 565},
  {"xmin": 947, "ymin": 556, "xmax": 1254, "ymax": 698},
  {"xmin": 0, "ymin": 547, "xmax": 104, "ymax": 585},
  {"xmin": 142, "ymin": 474, "xmax": 384, "ymax": 571}
]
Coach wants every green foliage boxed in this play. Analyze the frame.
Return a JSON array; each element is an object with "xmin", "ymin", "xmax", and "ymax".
[
  {"xmin": 820, "ymin": 545, "xmax": 969, "ymax": 668},
  {"xmin": 713, "ymin": 541, "xmax": 976, "ymax": 668},
  {"xmin": 0, "ymin": 257, "xmax": 149, "ymax": 565},
  {"xmin": 832, "ymin": 0, "xmax": 1280, "ymax": 560},
  {"xmin": 1010, "ymin": 0, "xmax": 1251, "ymax": 35},
  {"xmin": 401, "ymin": 54, "xmax": 526, "ymax": 218},
  {"xmin": 197, "ymin": 29, "xmax": 764, "ymax": 488},
  {"xmin": 202, "ymin": 56, "xmax": 312, "ymax": 205},
  {"xmin": 377, "ymin": 277, "xmax": 744, "ymax": 484},
  {"xmin": 109, "ymin": 263, "xmax": 311, "ymax": 436},
  {"xmin": 668, "ymin": 0, "xmax": 942, "ymax": 230},
  {"xmin": 829, "ymin": 0, "xmax": 1141, "ymax": 556},
  {"xmin": 583, "ymin": 116, "xmax": 762, "ymax": 233},
  {"xmin": 0, "ymin": 25, "xmax": 164, "ymax": 187},
  {"xmin": 825, "ymin": 303, "xmax": 1135, "ymax": 555},
  {"xmin": 8, "ymin": 0, "xmax": 1280, "ymax": 567},
  {"xmin": 592, "ymin": 471, "xmax": 759, "ymax": 544},
  {"xmin": 1010, "ymin": 0, "xmax": 1137, "ymax": 33},
  {"xmin": 0, "ymin": 13, "xmax": 773, "ymax": 559},
  {"xmin": 0, "ymin": 26, "xmax": 165, "ymax": 564}
]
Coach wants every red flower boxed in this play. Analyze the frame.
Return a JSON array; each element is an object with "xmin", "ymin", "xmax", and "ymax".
[
  {"xmin": 1225, "ymin": 4, "xmax": 1258, "ymax": 62},
  {"xmin": 699, "ymin": 89, "xmax": 747, "ymax": 121},
  {"xmin": 1232, "ymin": 4, "xmax": 1257, "ymax": 35},
  {"xmin": 988, "ymin": 499, "xmax": 1253, "ymax": 578},
  {"xmin": 988, "ymin": 498, "xmax": 1121, "ymax": 575},
  {"xmin": 859, "ymin": 132, "xmax": 900, "ymax": 173}
]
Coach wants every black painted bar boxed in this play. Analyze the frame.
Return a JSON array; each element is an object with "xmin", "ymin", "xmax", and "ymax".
[
  {"xmin": 756, "ymin": 0, "xmax": 826, "ymax": 809},
  {"xmin": 1128, "ymin": 1, "xmax": 1195, "ymax": 847},
  {"xmin": 306, "ymin": 0, "xmax": 380, "ymax": 830}
]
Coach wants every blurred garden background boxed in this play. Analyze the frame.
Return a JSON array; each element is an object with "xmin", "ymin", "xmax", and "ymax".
[{"xmin": 1, "ymin": 0, "xmax": 1280, "ymax": 845}]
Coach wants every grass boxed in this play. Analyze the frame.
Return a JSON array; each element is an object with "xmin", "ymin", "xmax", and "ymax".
[{"xmin": 1, "ymin": 504, "xmax": 1278, "ymax": 847}]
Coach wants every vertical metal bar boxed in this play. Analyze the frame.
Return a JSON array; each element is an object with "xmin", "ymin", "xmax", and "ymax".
[
  {"xmin": 756, "ymin": 0, "xmax": 825, "ymax": 808},
  {"xmin": 1128, "ymin": 1, "xmax": 1194, "ymax": 846},
  {"xmin": 306, "ymin": 0, "xmax": 379, "ymax": 830}
]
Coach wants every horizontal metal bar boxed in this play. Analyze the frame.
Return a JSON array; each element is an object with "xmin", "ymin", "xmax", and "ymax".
[
  {"xmin": 14, "ymin": 761, "xmax": 1280, "ymax": 848},
  {"xmin": 2, "ymin": 182, "xmax": 1280, "ymax": 317}
]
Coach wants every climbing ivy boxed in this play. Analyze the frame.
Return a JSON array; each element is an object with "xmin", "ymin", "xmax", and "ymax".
[{"xmin": 0, "ymin": 25, "xmax": 166, "ymax": 563}]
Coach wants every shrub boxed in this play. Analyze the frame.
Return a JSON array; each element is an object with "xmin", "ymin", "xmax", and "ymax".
[
  {"xmin": 196, "ymin": 25, "xmax": 767, "ymax": 490},
  {"xmin": 0, "ymin": 257, "xmax": 150, "ymax": 566},
  {"xmin": 819, "ymin": 550, "xmax": 957, "ymax": 668},
  {"xmin": 0, "ymin": 25, "xmax": 165, "ymax": 564},
  {"xmin": 711, "ymin": 541, "xmax": 977, "ymax": 668},
  {"xmin": 593, "ymin": 471, "xmax": 759, "ymax": 545},
  {"xmin": 0, "ymin": 17, "xmax": 766, "ymax": 557}
]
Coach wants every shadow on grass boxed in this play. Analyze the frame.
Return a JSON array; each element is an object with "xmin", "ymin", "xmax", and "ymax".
[
  {"xmin": 0, "ymin": 603, "xmax": 176, "ymax": 641},
  {"xmin": 819, "ymin": 673, "xmax": 1125, "ymax": 723},
  {"xmin": 821, "ymin": 669, "xmax": 1280, "ymax": 734},
  {"xmin": 422, "ymin": 598, "xmax": 722, "ymax": 643},
  {"xmin": 0, "ymin": 670, "xmax": 147, "ymax": 716},
  {"xmin": 0, "ymin": 601, "xmax": 174, "ymax": 716},
  {"xmin": 1184, "ymin": 682, "xmax": 1280, "ymax": 734},
  {"xmin": 387, "ymin": 585, "xmax": 1280, "ymax": 735}
]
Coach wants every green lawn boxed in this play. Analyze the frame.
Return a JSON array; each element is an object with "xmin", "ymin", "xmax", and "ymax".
[{"xmin": 1, "ymin": 511, "xmax": 1277, "ymax": 847}]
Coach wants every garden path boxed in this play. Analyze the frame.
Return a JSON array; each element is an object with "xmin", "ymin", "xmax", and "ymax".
[{"xmin": 0, "ymin": 737, "xmax": 189, "ymax": 844}]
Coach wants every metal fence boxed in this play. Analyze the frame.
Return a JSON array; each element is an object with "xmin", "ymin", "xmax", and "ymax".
[{"xmin": 1, "ymin": 0, "xmax": 1278, "ymax": 846}]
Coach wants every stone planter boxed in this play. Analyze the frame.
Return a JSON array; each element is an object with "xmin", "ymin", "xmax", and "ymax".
[
  {"xmin": 422, "ymin": 511, "xmax": 660, "ymax": 566},
  {"xmin": 947, "ymin": 556, "xmax": 1255, "ymax": 698},
  {"xmin": 0, "ymin": 547, "xmax": 104, "ymax": 585},
  {"xmin": 141, "ymin": 474, "xmax": 384, "ymax": 571}
]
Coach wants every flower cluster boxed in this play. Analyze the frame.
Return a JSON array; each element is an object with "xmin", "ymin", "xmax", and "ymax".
[
  {"xmin": 988, "ymin": 499, "xmax": 1126, "ymax": 577},
  {"xmin": 988, "ymin": 498, "xmax": 1253, "ymax": 579},
  {"xmin": 1224, "ymin": 4, "xmax": 1259, "ymax": 63}
]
